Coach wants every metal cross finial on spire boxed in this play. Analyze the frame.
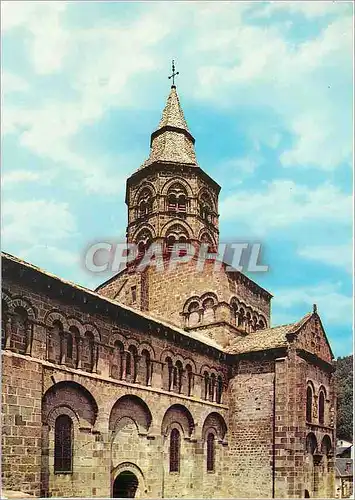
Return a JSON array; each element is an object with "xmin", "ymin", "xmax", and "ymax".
[{"xmin": 168, "ymin": 60, "xmax": 179, "ymax": 87}]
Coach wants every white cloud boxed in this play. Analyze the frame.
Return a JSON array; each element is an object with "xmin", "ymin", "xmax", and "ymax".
[
  {"xmin": 274, "ymin": 282, "xmax": 353, "ymax": 325},
  {"xmin": 224, "ymin": 157, "xmax": 258, "ymax": 174},
  {"xmin": 2, "ymin": 2, "xmax": 352, "ymax": 195},
  {"xmin": 256, "ymin": 1, "xmax": 352, "ymax": 19},
  {"xmin": 1, "ymin": 199, "xmax": 77, "ymax": 246},
  {"xmin": 220, "ymin": 180, "xmax": 352, "ymax": 233},
  {"xmin": 1, "ymin": 1, "xmax": 69, "ymax": 74},
  {"xmin": 1, "ymin": 2, "xmax": 177, "ymax": 193},
  {"xmin": 2, "ymin": 170, "xmax": 42, "ymax": 187},
  {"xmin": 18, "ymin": 244, "xmax": 79, "ymax": 267},
  {"xmin": 1, "ymin": 72, "xmax": 29, "ymax": 95},
  {"xmin": 298, "ymin": 244, "xmax": 353, "ymax": 274}
]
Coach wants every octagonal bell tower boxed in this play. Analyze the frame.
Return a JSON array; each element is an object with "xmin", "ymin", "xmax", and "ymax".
[{"xmin": 125, "ymin": 81, "xmax": 221, "ymax": 257}]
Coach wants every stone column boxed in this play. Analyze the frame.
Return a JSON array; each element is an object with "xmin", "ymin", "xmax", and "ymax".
[
  {"xmin": 121, "ymin": 351, "xmax": 127, "ymax": 380},
  {"xmin": 133, "ymin": 354, "xmax": 141, "ymax": 383},
  {"xmin": 59, "ymin": 332, "xmax": 65, "ymax": 364},
  {"xmin": 313, "ymin": 454, "xmax": 323, "ymax": 497},
  {"xmin": 76, "ymin": 337, "xmax": 82, "ymax": 369},
  {"xmin": 25, "ymin": 322, "xmax": 33, "ymax": 355},
  {"xmin": 3, "ymin": 316, "xmax": 11, "ymax": 349},
  {"xmin": 179, "ymin": 368, "xmax": 185, "ymax": 394}
]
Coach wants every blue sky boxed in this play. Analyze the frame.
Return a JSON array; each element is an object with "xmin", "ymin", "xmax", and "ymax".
[{"xmin": 1, "ymin": 1, "xmax": 353, "ymax": 357}]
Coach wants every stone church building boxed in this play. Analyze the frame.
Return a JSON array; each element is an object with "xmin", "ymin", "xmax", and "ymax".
[{"xmin": 1, "ymin": 83, "xmax": 336, "ymax": 498}]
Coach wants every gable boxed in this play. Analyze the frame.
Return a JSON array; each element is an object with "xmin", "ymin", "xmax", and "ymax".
[{"xmin": 292, "ymin": 314, "xmax": 333, "ymax": 364}]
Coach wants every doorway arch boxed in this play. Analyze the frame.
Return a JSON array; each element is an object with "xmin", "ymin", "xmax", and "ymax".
[
  {"xmin": 304, "ymin": 490, "xmax": 310, "ymax": 498},
  {"xmin": 112, "ymin": 462, "xmax": 145, "ymax": 498},
  {"xmin": 113, "ymin": 471, "xmax": 138, "ymax": 498}
]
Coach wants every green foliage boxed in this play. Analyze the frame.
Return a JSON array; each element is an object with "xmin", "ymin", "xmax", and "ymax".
[{"xmin": 335, "ymin": 355, "xmax": 353, "ymax": 442}]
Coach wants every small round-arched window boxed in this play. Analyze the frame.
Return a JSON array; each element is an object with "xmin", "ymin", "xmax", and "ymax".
[
  {"xmin": 319, "ymin": 390, "xmax": 325, "ymax": 425},
  {"xmin": 207, "ymin": 432, "xmax": 215, "ymax": 472},
  {"xmin": 306, "ymin": 386, "xmax": 313, "ymax": 423}
]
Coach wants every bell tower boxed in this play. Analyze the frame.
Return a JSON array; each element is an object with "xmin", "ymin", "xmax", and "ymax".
[{"xmin": 125, "ymin": 63, "xmax": 221, "ymax": 258}]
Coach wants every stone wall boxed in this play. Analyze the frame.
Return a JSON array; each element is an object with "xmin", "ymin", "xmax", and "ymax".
[
  {"xmin": 271, "ymin": 347, "xmax": 336, "ymax": 499},
  {"xmin": 97, "ymin": 258, "xmax": 271, "ymax": 348},
  {"xmin": 227, "ymin": 357, "xmax": 275, "ymax": 498},
  {"xmin": 1, "ymin": 354, "xmax": 42, "ymax": 497},
  {"xmin": 2, "ymin": 274, "xmax": 229, "ymax": 498},
  {"xmin": 1, "ymin": 255, "xmax": 336, "ymax": 499}
]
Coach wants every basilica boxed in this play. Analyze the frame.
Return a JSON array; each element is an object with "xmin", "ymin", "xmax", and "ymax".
[{"xmin": 1, "ymin": 81, "xmax": 336, "ymax": 498}]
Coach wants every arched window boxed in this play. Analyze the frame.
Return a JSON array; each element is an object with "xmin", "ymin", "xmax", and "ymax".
[
  {"xmin": 204, "ymin": 372, "xmax": 209, "ymax": 400},
  {"xmin": 112, "ymin": 340, "xmax": 124, "ymax": 379},
  {"xmin": 138, "ymin": 241, "xmax": 146, "ymax": 258},
  {"xmin": 200, "ymin": 233, "xmax": 215, "ymax": 254},
  {"xmin": 127, "ymin": 346, "xmax": 138, "ymax": 382},
  {"xmin": 166, "ymin": 357, "xmax": 173, "ymax": 391},
  {"xmin": 207, "ymin": 433, "xmax": 215, "ymax": 472},
  {"xmin": 245, "ymin": 312, "xmax": 252, "ymax": 333},
  {"xmin": 306, "ymin": 386, "xmax": 313, "ymax": 423},
  {"xmin": 187, "ymin": 301, "xmax": 200, "ymax": 327},
  {"xmin": 166, "ymin": 235, "xmax": 176, "ymax": 255},
  {"xmin": 54, "ymin": 415, "xmax": 73, "ymax": 473},
  {"xmin": 169, "ymin": 428, "xmax": 180, "ymax": 473},
  {"xmin": 200, "ymin": 192, "xmax": 214, "ymax": 223},
  {"xmin": 177, "ymin": 194, "xmax": 186, "ymax": 213},
  {"xmin": 168, "ymin": 193, "xmax": 177, "ymax": 211},
  {"xmin": 209, "ymin": 373, "xmax": 216, "ymax": 402},
  {"xmin": 69, "ymin": 326, "xmax": 80, "ymax": 368},
  {"xmin": 319, "ymin": 390, "xmax": 325, "ymax": 425},
  {"xmin": 176, "ymin": 361, "xmax": 183, "ymax": 393},
  {"xmin": 258, "ymin": 318, "xmax": 266, "ymax": 330},
  {"xmin": 177, "ymin": 235, "xmax": 188, "ymax": 257},
  {"xmin": 231, "ymin": 301, "xmax": 238, "ymax": 326},
  {"xmin": 186, "ymin": 364, "xmax": 193, "ymax": 396},
  {"xmin": 126, "ymin": 351, "xmax": 131, "ymax": 376},
  {"xmin": 172, "ymin": 366, "xmax": 178, "ymax": 390},
  {"xmin": 141, "ymin": 350, "xmax": 151, "ymax": 386},
  {"xmin": 216, "ymin": 376, "xmax": 223, "ymax": 404},
  {"xmin": 202, "ymin": 298, "xmax": 215, "ymax": 323},
  {"xmin": 136, "ymin": 229, "xmax": 153, "ymax": 260},
  {"xmin": 84, "ymin": 332, "xmax": 95, "ymax": 372},
  {"xmin": 138, "ymin": 188, "xmax": 153, "ymax": 218},
  {"xmin": 66, "ymin": 332, "xmax": 73, "ymax": 360},
  {"xmin": 11, "ymin": 306, "xmax": 29, "ymax": 353},
  {"xmin": 2, "ymin": 301, "xmax": 9, "ymax": 349},
  {"xmin": 49, "ymin": 320, "xmax": 63, "ymax": 364},
  {"xmin": 167, "ymin": 184, "xmax": 187, "ymax": 213},
  {"xmin": 165, "ymin": 224, "xmax": 190, "ymax": 256},
  {"xmin": 238, "ymin": 308, "xmax": 245, "ymax": 329}
]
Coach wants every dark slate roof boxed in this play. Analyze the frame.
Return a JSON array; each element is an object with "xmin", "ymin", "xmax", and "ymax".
[
  {"xmin": 1, "ymin": 252, "xmax": 222, "ymax": 351},
  {"xmin": 336, "ymin": 445, "xmax": 352, "ymax": 457},
  {"xmin": 226, "ymin": 314, "xmax": 312, "ymax": 354},
  {"xmin": 335, "ymin": 458, "xmax": 353, "ymax": 477}
]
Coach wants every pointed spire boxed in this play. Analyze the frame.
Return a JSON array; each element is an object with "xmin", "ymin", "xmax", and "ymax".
[
  {"xmin": 141, "ymin": 85, "xmax": 198, "ymax": 169},
  {"xmin": 157, "ymin": 86, "xmax": 190, "ymax": 132}
]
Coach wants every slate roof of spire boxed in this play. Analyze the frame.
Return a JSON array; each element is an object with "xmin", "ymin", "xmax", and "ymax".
[
  {"xmin": 140, "ymin": 86, "xmax": 198, "ymax": 168},
  {"xmin": 157, "ymin": 85, "xmax": 191, "ymax": 131}
]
